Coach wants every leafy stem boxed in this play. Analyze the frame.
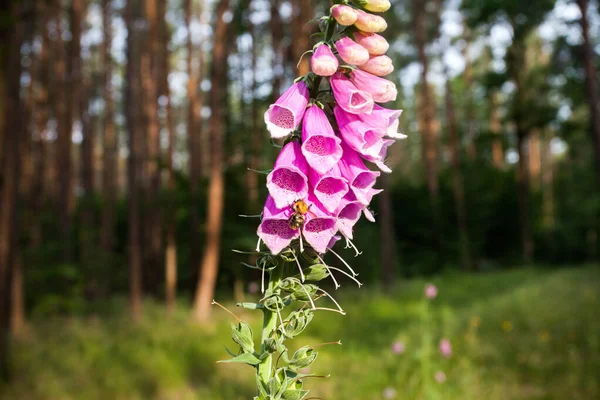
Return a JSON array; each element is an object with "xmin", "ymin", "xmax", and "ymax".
[{"xmin": 257, "ymin": 262, "xmax": 284, "ymax": 384}]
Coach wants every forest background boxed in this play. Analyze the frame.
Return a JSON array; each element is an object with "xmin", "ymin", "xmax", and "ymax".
[{"xmin": 0, "ymin": 0, "xmax": 599, "ymax": 398}]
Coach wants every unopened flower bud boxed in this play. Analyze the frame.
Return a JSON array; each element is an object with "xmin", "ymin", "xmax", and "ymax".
[
  {"xmin": 335, "ymin": 36, "xmax": 370, "ymax": 66},
  {"xmin": 354, "ymin": 9, "xmax": 387, "ymax": 33},
  {"xmin": 353, "ymin": 31, "xmax": 389, "ymax": 55},
  {"xmin": 357, "ymin": 0, "xmax": 391, "ymax": 13},
  {"xmin": 358, "ymin": 55, "xmax": 394, "ymax": 76},
  {"xmin": 310, "ymin": 44, "xmax": 339, "ymax": 77},
  {"xmin": 331, "ymin": 4, "xmax": 358, "ymax": 26}
]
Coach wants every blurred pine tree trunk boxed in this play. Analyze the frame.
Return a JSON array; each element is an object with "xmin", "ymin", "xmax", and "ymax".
[
  {"xmin": 100, "ymin": 0, "xmax": 118, "ymax": 259},
  {"xmin": 462, "ymin": 29, "xmax": 477, "ymax": 161},
  {"xmin": 489, "ymin": 92, "xmax": 504, "ymax": 168},
  {"xmin": 576, "ymin": 0, "xmax": 600, "ymax": 187},
  {"xmin": 126, "ymin": 0, "xmax": 144, "ymax": 319},
  {"xmin": 193, "ymin": 0, "xmax": 231, "ymax": 321},
  {"xmin": 159, "ymin": 0, "xmax": 177, "ymax": 315},
  {"xmin": 445, "ymin": 73, "xmax": 474, "ymax": 271},
  {"xmin": 270, "ymin": 0, "xmax": 283, "ymax": 100},
  {"xmin": 291, "ymin": 0, "xmax": 312, "ymax": 76},
  {"xmin": 0, "ymin": 1, "xmax": 26, "ymax": 380},
  {"xmin": 187, "ymin": 0, "xmax": 203, "ymax": 284},
  {"xmin": 55, "ymin": 0, "xmax": 77, "ymax": 262},
  {"xmin": 142, "ymin": 0, "xmax": 163, "ymax": 294},
  {"xmin": 413, "ymin": 0, "xmax": 441, "ymax": 247},
  {"xmin": 509, "ymin": 41, "xmax": 534, "ymax": 263}
]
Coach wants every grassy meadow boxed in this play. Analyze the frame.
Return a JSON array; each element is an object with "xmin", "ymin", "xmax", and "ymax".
[{"xmin": 2, "ymin": 266, "xmax": 599, "ymax": 400}]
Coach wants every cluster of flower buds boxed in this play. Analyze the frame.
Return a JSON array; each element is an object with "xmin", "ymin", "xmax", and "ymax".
[{"xmin": 258, "ymin": 0, "xmax": 404, "ymax": 260}]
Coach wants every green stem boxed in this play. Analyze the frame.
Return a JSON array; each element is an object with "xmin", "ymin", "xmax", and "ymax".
[{"xmin": 257, "ymin": 263, "xmax": 284, "ymax": 385}]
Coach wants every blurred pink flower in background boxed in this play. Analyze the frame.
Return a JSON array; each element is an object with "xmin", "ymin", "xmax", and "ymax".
[
  {"xmin": 425, "ymin": 283, "xmax": 438, "ymax": 299},
  {"xmin": 435, "ymin": 371, "xmax": 447, "ymax": 383},
  {"xmin": 439, "ymin": 338, "xmax": 452, "ymax": 357},
  {"xmin": 247, "ymin": 281, "xmax": 260, "ymax": 294},
  {"xmin": 391, "ymin": 341, "xmax": 405, "ymax": 354},
  {"xmin": 382, "ymin": 387, "xmax": 397, "ymax": 399}
]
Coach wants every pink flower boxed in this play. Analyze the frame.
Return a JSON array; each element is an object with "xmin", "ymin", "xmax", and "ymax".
[
  {"xmin": 257, "ymin": 195, "xmax": 338, "ymax": 255},
  {"xmin": 334, "ymin": 37, "xmax": 370, "ymax": 66},
  {"xmin": 439, "ymin": 338, "xmax": 452, "ymax": 358},
  {"xmin": 331, "ymin": 4, "xmax": 358, "ymax": 26},
  {"xmin": 302, "ymin": 194, "xmax": 339, "ymax": 254},
  {"xmin": 338, "ymin": 142, "xmax": 382, "ymax": 205},
  {"xmin": 301, "ymin": 105, "xmax": 343, "ymax": 174},
  {"xmin": 309, "ymin": 164, "xmax": 349, "ymax": 214},
  {"xmin": 266, "ymin": 141, "xmax": 309, "ymax": 209},
  {"xmin": 363, "ymin": 138, "xmax": 394, "ymax": 173},
  {"xmin": 264, "ymin": 81, "xmax": 309, "ymax": 138},
  {"xmin": 425, "ymin": 283, "xmax": 438, "ymax": 299},
  {"xmin": 391, "ymin": 341, "xmax": 405, "ymax": 354},
  {"xmin": 359, "ymin": 55, "xmax": 394, "ymax": 76},
  {"xmin": 335, "ymin": 193, "xmax": 364, "ymax": 239},
  {"xmin": 311, "ymin": 44, "xmax": 339, "ymax": 77},
  {"xmin": 353, "ymin": 31, "xmax": 389, "ymax": 56},
  {"xmin": 357, "ymin": 104, "xmax": 405, "ymax": 139},
  {"xmin": 435, "ymin": 371, "xmax": 447, "ymax": 383},
  {"xmin": 330, "ymin": 72, "xmax": 374, "ymax": 115},
  {"xmin": 257, "ymin": 196, "xmax": 301, "ymax": 254},
  {"xmin": 349, "ymin": 68, "xmax": 397, "ymax": 103},
  {"xmin": 354, "ymin": 9, "xmax": 387, "ymax": 33},
  {"xmin": 334, "ymin": 105, "xmax": 386, "ymax": 159}
]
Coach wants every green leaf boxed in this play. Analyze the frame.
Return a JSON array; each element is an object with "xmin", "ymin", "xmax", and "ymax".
[
  {"xmin": 217, "ymin": 352, "xmax": 261, "ymax": 366},
  {"xmin": 288, "ymin": 346, "xmax": 318, "ymax": 371}
]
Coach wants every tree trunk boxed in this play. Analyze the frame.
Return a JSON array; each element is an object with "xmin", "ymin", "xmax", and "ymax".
[
  {"xmin": 379, "ymin": 174, "xmax": 397, "ymax": 290},
  {"xmin": 576, "ymin": 0, "xmax": 600, "ymax": 187},
  {"xmin": 193, "ymin": 0, "xmax": 231, "ymax": 321},
  {"xmin": 291, "ymin": 0, "xmax": 313, "ymax": 76},
  {"xmin": 516, "ymin": 131, "xmax": 534, "ymax": 263},
  {"xmin": 0, "ymin": 2, "xmax": 25, "ymax": 380},
  {"xmin": 413, "ymin": 0, "xmax": 440, "ymax": 245},
  {"xmin": 445, "ymin": 74, "xmax": 474, "ymax": 270},
  {"xmin": 541, "ymin": 129, "xmax": 554, "ymax": 229},
  {"xmin": 142, "ymin": 0, "xmax": 162, "ymax": 294},
  {"xmin": 528, "ymin": 130, "xmax": 541, "ymax": 191},
  {"xmin": 462, "ymin": 28, "xmax": 477, "ymax": 161},
  {"xmin": 126, "ymin": 0, "xmax": 144, "ymax": 319},
  {"xmin": 100, "ymin": 0, "xmax": 117, "ymax": 255},
  {"xmin": 187, "ymin": 0, "xmax": 203, "ymax": 281},
  {"xmin": 270, "ymin": 0, "xmax": 283, "ymax": 100},
  {"xmin": 9, "ymin": 254, "xmax": 24, "ymax": 336},
  {"xmin": 489, "ymin": 92, "xmax": 504, "ymax": 168},
  {"xmin": 158, "ymin": 0, "xmax": 177, "ymax": 314}
]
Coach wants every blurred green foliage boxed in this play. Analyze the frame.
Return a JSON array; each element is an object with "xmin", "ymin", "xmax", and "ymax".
[{"xmin": 2, "ymin": 266, "xmax": 598, "ymax": 399}]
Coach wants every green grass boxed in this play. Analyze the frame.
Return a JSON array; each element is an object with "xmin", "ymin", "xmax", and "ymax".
[{"xmin": 2, "ymin": 266, "xmax": 599, "ymax": 400}]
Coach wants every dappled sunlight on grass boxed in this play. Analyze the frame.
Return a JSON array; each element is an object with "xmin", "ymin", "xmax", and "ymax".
[{"xmin": 2, "ymin": 266, "xmax": 598, "ymax": 400}]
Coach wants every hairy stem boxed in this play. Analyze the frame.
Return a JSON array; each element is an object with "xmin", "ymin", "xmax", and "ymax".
[{"xmin": 257, "ymin": 263, "xmax": 284, "ymax": 385}]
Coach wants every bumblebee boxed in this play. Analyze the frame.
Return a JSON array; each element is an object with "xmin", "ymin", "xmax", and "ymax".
[{"xmin": 288, "ymin": 199, "xmax": 311, "ymax": 230}]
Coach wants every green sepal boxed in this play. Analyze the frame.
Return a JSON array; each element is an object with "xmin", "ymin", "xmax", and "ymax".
[
  {"xmin": 291, "ymin": 284, "xmax": 318, "ymax": 302},
  {"xmin": 263, "ymin": 338, "xmax": 279, "ymax": 354},
  {"xmin": 288, "ymin": 346, "xmax": 318, "ymax": 371},
  {"xmin": 217, "ymin": 352, "xmax": 261, "ymax": 366},
  {"xmin": 281, "ymin": 389, "xmax": 309, "ymax": 400},
  {"xmin": 297, "ymin": 264, "xmax": 329, "ymax": 281},
  {"xmin": 231, "ymin": 321, "xmax": 255, "ymax": 354},
  {"xmin": 237, "ymin": 302, "xmax": 264, "ymax": 310},
  {"xmin": 279, "ymin": 309, "xmax": 314, "ymax": 339}
]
